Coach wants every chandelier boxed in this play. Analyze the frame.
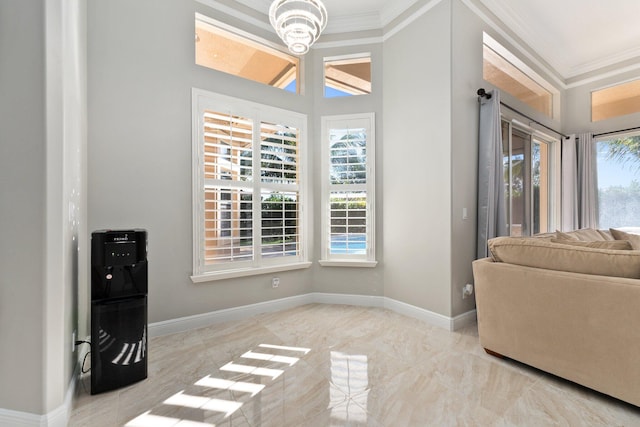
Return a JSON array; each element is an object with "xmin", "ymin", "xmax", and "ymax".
[{"xmin": 269, "ymin": 0, "xmax": 328, "ymax": 55}]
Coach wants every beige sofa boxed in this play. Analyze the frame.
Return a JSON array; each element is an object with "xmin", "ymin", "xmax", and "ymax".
[{"xmin": 472, "ymin": 228, "xmax": 640, "ymax": 407}]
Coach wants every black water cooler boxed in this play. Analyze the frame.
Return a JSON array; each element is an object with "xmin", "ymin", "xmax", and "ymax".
[{"xmin": 91, "ymin": 229, "xmax": 148, "ymax": 394}]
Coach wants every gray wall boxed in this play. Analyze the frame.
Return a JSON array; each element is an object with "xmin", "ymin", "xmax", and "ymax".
[
  {"xmin": 0, "ymin": 0, "xmax": 86, "ymax": 416},
  {"xmin": 56, "ymin": 0, "xmax": 87, "ymax": 412},
  {"xmin": 382, "ymin": 0, "xmax": 453, "ymax": 316},
  {"xmin": 0, "ymin": 0, "xmax": 46, "ymax": 415},
  {"xmin": 310, "ymin": 43, "xmax": 385, "ymax": 296},
  {"xmin": 87, "ymin": 0, "xmax": 317, "ymax": 326},
  {"xmin": 87, "ymin": 0, "xmax": 388, "ymax": 329},
  {"xmin": 449, "ymin": 0, "xmax": 569, "ymax": 317},
  {"xmin": 451, "ymin": 0, "xmax": 483, "ymax": 316}
]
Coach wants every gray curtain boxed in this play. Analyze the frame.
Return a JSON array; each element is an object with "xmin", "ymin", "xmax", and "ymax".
[
  {"xmin": 561, "ymin": 135, "xmax": 578, "ymax": 231},
  {"xmin": 477, "ymin": 90, "xmax": 507, "ymax": 259},
  {"xmin": 577, "ymin": 132, "xmax": 599, "ymax": 228}
]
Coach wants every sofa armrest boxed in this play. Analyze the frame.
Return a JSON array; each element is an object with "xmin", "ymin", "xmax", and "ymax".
[{"xmin": 472, "ymin": 258, "xmax": 640, "ymax": 407}]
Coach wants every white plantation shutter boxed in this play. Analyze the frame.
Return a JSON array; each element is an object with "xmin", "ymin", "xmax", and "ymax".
[
  {"xmin": 321, "ymin": 113, "xmax": 376, "ymax": 265},
  {"xmin": 203, "ymin": 111, "xmax": 254, "ymax": 266},
  {"xmin": 259, "ymin": 121, "xmax": 301, "ymax": 259},
  {"xmin": 193, "ymin": 89, "xmax": 308, "ymax": 277}
]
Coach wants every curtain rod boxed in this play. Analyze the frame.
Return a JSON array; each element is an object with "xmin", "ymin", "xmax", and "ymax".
[
  {"xmin": 594, "ymin": 126, "xmax": 640, "ymax": 139},
  {"xmin": 477, "ymin": 88, "xmax": 570, "ymax": 140}
]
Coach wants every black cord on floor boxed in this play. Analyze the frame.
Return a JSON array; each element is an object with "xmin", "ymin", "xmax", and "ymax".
[
  {"xmin": 81, "ymin": 351, "xmax": 91, "ymax": 374},
  {"xmin": 75, "ymin": 340, "xmax": 92, "ymax": 374}
]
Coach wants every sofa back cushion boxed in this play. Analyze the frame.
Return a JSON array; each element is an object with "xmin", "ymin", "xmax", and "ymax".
[
  {"xmin": 488, "ymin": 236, "xmax": 640, "ymax": 279},
  {"xmin": 555, "ymin": 228, "xmax": 612, "ymax": 241},
  {"xmin": 610, "ymin": 228, "xmax": 640, "ymax": 250},
  {"xmin": 549, "ymin": 239, "xmax": 633, "ymax": 250}
]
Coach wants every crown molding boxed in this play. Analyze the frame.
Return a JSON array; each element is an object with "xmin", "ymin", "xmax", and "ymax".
[
  {"xmin": 460, "ymin": 0, "xmax": 566, "ymax": 89},
  {"xmin": 566, "ymin": 61, "xmax": 640, "ymax": 89},
  {"xmin": 566, "ymin": 45, "xmax": 640, "ymax": 80},
  {"xmin": 196, "ymin": 0, "xmax": 273, "ymax": 32},
  {"xmin": 383, "ymin": 0, "xmax": 444, "ymax": 42},
  {"xmin": 233, "ymin": 0, "xmax": 270, "ymax": 13},
  {"xmin": 218, "ymin": 0, "xmax": 414, "ymax": 35},
  {"xmin": 313, "ymin": 36, "xmax": 383, "ymax": 50},
  {"xmin": 477, "ymin": 0, "xmax": 640, "ymax": 83},
  {"xmin": 200, "ymin": 0, "xmax": 637, "ymax": 88}
]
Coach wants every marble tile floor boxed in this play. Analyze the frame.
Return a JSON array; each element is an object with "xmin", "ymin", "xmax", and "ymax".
[{"xmin": 70, "ymin": 304, "xmax": 640, "ymax": 426}]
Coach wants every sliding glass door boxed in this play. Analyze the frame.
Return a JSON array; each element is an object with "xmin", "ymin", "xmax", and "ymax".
[{"xmin": 502, "ymin": 120, "xmax": 553, "ymax": 236}]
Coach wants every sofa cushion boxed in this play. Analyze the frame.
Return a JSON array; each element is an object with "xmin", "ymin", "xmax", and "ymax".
[
  {"xmin": 610, "ymin": 228, "xmax": 640, "ymax": 250},
  {"xmin": 549, "ymin": 238, "xmax": 633, "ymax": 250},
  {"xmin": 556, "ymin": 228, "xmax": 608, "ymax": 242},
  {"xmin": 555, "ymin": 230, "xmax": 579, "ymax": 241},
  {"xmin": 488, "ymin": 236, "xmax": 640, "ymax": 279},
  {"xmin": 598, "ymin": 229, "xmax": 615, "ymax": 240}
]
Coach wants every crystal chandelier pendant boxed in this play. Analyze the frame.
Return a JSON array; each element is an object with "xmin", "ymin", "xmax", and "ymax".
[{"xmin": 269, "ymin": 0, "xmax": 328, "ymax": 55}]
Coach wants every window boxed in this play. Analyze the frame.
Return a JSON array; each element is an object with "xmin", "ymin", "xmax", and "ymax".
[
  {"xmin": 192, "ymin": 89, "xmax": 310, "ymax": 281},
  {"xmin": 595, "ymin": 131, "xmax": 640, "ymax": 229},
  {"xmin": 324, "ymin": 54, "xmax": 372, "ymax": 98},
  {"xmin": 195, "ymin": 14, "xmax": 299, "ymax": 93},
  {"xmin": 592, "ymin": 79, "xmax": 640, "ymax": 122},
  {"xmin": 483, "ymin": 33, "xmax": 557, "ymax": 118},
  {"xmin": 502, "ymin": 120, "xmax": 556, "ymax": 236},
  {"xmin": 320, "ymin": 114, "xmax": 376, "ymax": 267}
]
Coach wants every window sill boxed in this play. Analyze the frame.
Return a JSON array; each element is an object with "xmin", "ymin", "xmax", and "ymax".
[
  {"xmin": 318, "ymin": 260, "xmax": 378, "ymax": 268},
  {"xmin": 191, "ymin": 261, "xmax": 312, "ymax": 283}
]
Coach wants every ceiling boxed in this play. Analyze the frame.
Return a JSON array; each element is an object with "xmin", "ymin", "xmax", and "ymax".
[
  {"xmin": 236, "ymin": 0, "xmax": 640, "ymax": 81},
  {"xmin": 477, "ymin": 0, "xmax": 640, "ymax": 80}
]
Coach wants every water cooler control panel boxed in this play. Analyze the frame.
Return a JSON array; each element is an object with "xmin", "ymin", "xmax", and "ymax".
[{"xmin": 91, "ymin": 229, "xmax": 148, "ymax": 300}]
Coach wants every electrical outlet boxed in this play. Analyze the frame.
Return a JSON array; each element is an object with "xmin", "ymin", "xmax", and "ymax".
[
  {"xmin": 272, "ymin": 277, "xmax": 280, "ymax": 288},
  {"xmin": 462, "ymin": 284, "xmax": 474, "ymax": 299}
]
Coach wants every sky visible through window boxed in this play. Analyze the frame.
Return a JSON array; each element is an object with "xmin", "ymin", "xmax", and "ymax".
[
  {"xmin": 284, "ymin": 81, "xmax": 351, "ymax": 97},
  {"xmin": 325, "ymin": 87, "xmax": 353, "ymax": 98},
  {"xmin": 284, "ymin": 80, "xmax": 296, "ymax": 93},
  {"xmin": 596, "ymin": 136, "xmax": 640, "ymax": 229},
  {"xmin": 597, "ymin": 146, "xmax": 638, "ymax": 188}
]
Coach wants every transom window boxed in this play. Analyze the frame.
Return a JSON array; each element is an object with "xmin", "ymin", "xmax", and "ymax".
[
  {"xmin": 195, "ymin": 14, "xmax": 299, "ymax": 93},
  {"xmin": 192, "ymin": 89, "xmax": 309, "ymax": 280},
  {"xmin": 324, "ymin": 54, "xmax": 372, "ymax": 98},
  {"xmin": 483, "ymin": 32, "xmax": 557, "ymax": 119},
  {"xmin": 592, "ymin": 79, "xmax": 640, "ymax": 122}
]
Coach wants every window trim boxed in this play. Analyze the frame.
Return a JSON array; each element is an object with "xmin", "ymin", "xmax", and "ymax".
[
  {"xmin": 319, "ymin": 113, "xmax": 377, "ymax": 267},
  {"xmin": 191, "ymin": 88, "xmax": 310, "ymax": 282}
]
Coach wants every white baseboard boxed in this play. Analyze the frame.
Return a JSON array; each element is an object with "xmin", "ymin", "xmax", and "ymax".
[
  {"xmin": 383, "ymin": 297, "xmax": 453, "ymax": 330},
  {"xmin": 452, "ymin": 309, "xmax": 477, "ymax": 330},
  {"xmin": 148, "ymin": 294, "xmax": 314, "ymax": 337},
  {"xmin": 0, "ymin": 363, "xmax": 77, "ymax": 427},
  {"xmin": 311, "ymin": 292, "xmax": 385, "ymax": 307},
  {"xmin": 148, "ymin": 293, "xmax": 476, "ymax": 338},
  {"xmin": 0, "ymin": 409, "xmax": 42, "ymax": 427}
]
